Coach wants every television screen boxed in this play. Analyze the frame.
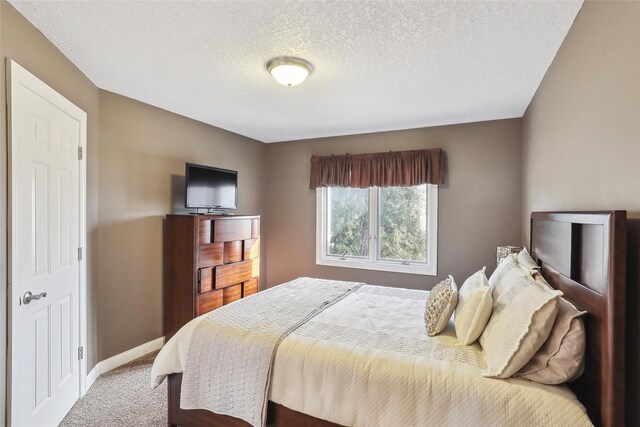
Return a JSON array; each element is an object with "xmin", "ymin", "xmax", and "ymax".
[{"xmin": 185, "ymin": 163, "xmax": 237, "ymax": 209}]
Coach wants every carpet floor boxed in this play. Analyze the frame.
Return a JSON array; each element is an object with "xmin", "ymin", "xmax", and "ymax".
[{"xmin": 59, "ymin": 351, "xmax": 166, "ymax": 427}]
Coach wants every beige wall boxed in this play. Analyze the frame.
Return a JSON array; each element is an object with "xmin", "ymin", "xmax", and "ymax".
[
  {"xmin": 265, "ymin": 119, "xmax": 523, "ymax": 290},
  {"xmin": 522, "ymin": 0, "xmax": 640, "ymax": 231},
  {"xmin": 0, "ymin": 3, "xmax": 101, "ymax": 419},
  {"xmin": 521, "ymin": 0, "xmax": 640, "ymax": 417},
  {"xmin": 1, "ymin": 3, "xmax": 4, "ymax": 423},
  {"xmin": 97, "ymin": 91, "xmax": 265, "ymax": 360}
]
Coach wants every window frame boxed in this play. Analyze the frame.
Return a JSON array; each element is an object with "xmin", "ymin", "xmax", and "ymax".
[{"xmin": 315, "ymin": 185, "xmax": 438, "ymax": 276}]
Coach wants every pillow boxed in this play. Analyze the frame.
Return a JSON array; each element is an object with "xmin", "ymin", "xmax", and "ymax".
[
  {"xmin": 480, "ymin": 266, "xmax": 562, "ymax": 378},
  {"xmin": 514, "ymin": 297, "xmax": 586, "ymax": 384},
  {"xmin": 488, "ymin": 253, "xmax": 519, "ymax": 288},
  {"xmin": 517, "ymin": 248, "xmax": 540, "ymax": 272},
  {"xmin": 455, "ymin": 268, "xmax": 493, "ymax": 345},
  {"xmin": 424, "ymin": 275, "xmax": 458, "ymax": 337}
]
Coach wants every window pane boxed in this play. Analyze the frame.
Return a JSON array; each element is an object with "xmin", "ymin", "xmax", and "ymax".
[
  {"xmin": 378, "ymin": 185, "xmax": 427, "ymax": 262},
  {"xmin": 327, "ymin": 187, "xmax": 369, "ymax": 257}
]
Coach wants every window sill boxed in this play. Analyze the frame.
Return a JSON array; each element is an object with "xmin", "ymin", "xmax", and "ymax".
[{"xmin": 316, "ymin": 256, "xmax": 437, "ymax": 276}]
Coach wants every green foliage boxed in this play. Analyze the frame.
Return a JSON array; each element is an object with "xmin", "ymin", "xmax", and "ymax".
[
  {"xmin": 379, "ymin": 186, "xmax": 427, "ymax": 261},
  {"xmin": 327, "ymin": 185, "xmax": 427, "ymax": 262},
  {"xmin": 328, "ymin": 187, "xmax": 369, "ymax": 257}
]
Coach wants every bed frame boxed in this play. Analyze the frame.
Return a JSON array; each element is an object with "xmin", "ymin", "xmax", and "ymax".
[
  {"xmin": 530, "ymin": 211, "xmax": 626, "ymax": 427},
  {"xmin": 167, "ymin": 211, "xmax": 627, "ymax": 427}
]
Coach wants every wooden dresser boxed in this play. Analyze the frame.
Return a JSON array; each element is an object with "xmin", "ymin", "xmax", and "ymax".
[{"xmin": 164, "ymin": 214, "xmax": 260, "ymax": 340}]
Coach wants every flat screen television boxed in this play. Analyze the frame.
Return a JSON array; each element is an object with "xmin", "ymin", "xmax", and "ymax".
[{"xmin": 185, "ymin": 163, "xmax": 237, "ymax": 210}]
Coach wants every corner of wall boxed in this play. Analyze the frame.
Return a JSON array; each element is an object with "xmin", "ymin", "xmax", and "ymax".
[
  {"xmin": 1, "ymin": 1, "xmax": 8, "ymax": 424},
  {"xmin": 520, "ymin": 111, "xmax": 530, "ymax": 249}
]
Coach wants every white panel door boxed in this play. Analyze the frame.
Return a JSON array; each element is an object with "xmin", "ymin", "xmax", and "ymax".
[{"xmin": 9, "ymin": 61, "xmax": 86, "ymax": 427}]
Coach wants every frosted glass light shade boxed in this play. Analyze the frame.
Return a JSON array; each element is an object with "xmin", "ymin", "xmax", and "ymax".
[{"xmin": 267, "ymin": 57, "xmax": 313, "ymax": 87}]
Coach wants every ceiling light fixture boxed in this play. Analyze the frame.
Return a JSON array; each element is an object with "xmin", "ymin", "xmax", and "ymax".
[{"xmin": 266, "ymin": 56, "xmax": 314, "ymax": 87}]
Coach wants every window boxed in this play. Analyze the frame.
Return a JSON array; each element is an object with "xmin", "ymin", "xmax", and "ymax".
[{"xmin": 316, "ymin": 184, "xmax": 438, "ymax": 275}]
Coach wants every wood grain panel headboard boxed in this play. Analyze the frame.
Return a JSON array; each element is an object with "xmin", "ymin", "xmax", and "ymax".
[{"xmin": 530, "ymin": 211, "xmax": 627, "ymax": 427}]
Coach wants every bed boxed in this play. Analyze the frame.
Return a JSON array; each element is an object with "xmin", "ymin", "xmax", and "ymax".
[{"xmin": 153, "ymin": 211, "xmax": 627, "ymax": 427}]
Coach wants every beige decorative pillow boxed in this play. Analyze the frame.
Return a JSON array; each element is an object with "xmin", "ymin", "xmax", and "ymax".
[
  {"xmin": 517, "ymin": 248, "xmax": 540, "ymax": 272},
  {"xmin": 455, "ymin": 268, "xmax": 492, "ymax": 345},
  {"xmin": 488, "ymin": 253, "xmax": 519, "ymax": 288},
  {"xmin": 514, "ymin": 298, "xmax": 586, "ymax": 384},
  {"xmin": 424, "ymin": 275, "xmax": 458, "ymax": 337},
  {"xmin": 481, "ymin": 266, "xmax": 562, "ymax": 378}
]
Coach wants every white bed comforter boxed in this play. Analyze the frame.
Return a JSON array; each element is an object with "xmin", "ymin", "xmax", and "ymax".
[{"xmin": 152, "ymin": 278, "xmax": 593, "ymax": 427}]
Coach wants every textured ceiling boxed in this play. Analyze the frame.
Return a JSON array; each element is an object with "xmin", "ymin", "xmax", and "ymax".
[{"xmin": 10, "ymin": 1, "xmax": 582, "ymax": 143}]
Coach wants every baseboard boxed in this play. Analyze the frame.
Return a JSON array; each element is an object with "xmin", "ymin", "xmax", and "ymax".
[
  {"xmin": 85, "ymin": 336, "xmax": 164, "ymax": 393},
  {"xmin": 86, "ymin": 364, "xmax": 100, "ymax": 392}
]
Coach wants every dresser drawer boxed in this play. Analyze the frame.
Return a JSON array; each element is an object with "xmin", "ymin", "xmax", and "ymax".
[
  {"xmin": 243, "ymin": 278, "xmax": 258, "ymax": 297},
  {"xmin": 251, "ymin": 258, "xmax": 260, "ymax": 278},
  {"xmin": 251, "ymin": 219, "xmax": 260, "ymax": 239},
  {"xmin": 223, "ymin": 284, "xmax": 242, "ymax": 305},
  {"xmin": 198, "ymin": 267, "xmax": 213, "ymax": 293},
  {"xmin": 214, "ymin": 260, "xmax": 252, "ymax": 289},
  {"xmin": 199, "ymin": 243, "xmax": 223, "ymax": 268},
  {"xmin": 223, "ymin": 241, "xmax": 243, "ymax": 264},
  {"xmin": 213, "ymin": 219, "xmax": 252, "ymax": 242},
  {"xmin": 196, "ymin": 289, "xmax": 223, "ymax": 316},
  {"xmin": 198, "ymin": 220, "xmax": 212, "ymax": 244},
  {"xmin": 243, "ymin": 239, "xmax": 259, "ymax": 259}
]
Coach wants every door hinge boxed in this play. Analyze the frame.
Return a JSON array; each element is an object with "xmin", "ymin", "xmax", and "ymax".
[
  {"xmin": 78, "ymin": 247, "xmax": 83, "ymax": 261},
  {"xmin": 78, "ymin": 346, "xmax": 84, "ymax": 360},
  {"xmin": 78, "ymin": 146, "xmax": 83, "ymax": 160}
]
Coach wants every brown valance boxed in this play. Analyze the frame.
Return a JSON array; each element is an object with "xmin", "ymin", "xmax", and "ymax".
[{"xmin": 309, "ymin": 148, "xmax": 444, "ymax": 189}]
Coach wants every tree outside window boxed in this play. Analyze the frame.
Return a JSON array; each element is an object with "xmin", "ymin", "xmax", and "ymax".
[{"xmin": 318, "ymin": 184, "xmax": 436, "ymax": 275}]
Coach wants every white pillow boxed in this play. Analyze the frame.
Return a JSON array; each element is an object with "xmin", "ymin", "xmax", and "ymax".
[
  {"xmin": 424, "ymin": 275, "xmax": 458, "ymax": 337},
  {"xmin": 517, "ymin": 248, "xmax": 540, "ymax": 272},
  {"xmin": 488, "ymin": 253, "xmax": 519, "ymax": 288},
  {"xmin": 455, "ymin": 268, "xmax": 492, "ymax": 345},
  {"xmin": 481, "ymin": 266, "xmax": 562, "ymax": 378}
]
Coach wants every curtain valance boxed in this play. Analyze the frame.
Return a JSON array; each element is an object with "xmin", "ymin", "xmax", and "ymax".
[{"xmin": 309, "ymin": 148, "xmax": 445, "ymax": 189}]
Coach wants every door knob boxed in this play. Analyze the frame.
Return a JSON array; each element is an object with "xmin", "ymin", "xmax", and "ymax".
[{"xmin": 22, "ymin": 291, "xmax": 47, "ymax": 305}]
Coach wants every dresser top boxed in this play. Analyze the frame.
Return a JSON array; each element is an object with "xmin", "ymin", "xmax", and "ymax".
[{"xmin": 166, "ymin": 214, "xmax": 260, "ymax": 220}]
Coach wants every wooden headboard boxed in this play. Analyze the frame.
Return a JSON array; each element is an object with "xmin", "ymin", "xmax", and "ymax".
[{"xmin": 530, "ymin": 211, "xmax": 626, "ymax": 427}]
